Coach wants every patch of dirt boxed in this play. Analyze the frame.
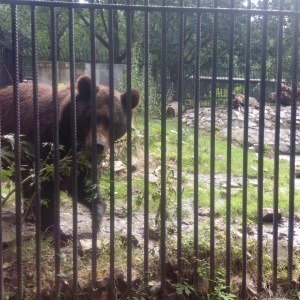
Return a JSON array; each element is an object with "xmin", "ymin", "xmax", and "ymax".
[
  {"xmin": 2, "ymin": 195, "xmax": 300, "ymax": 299},
  {"xmin": 2, "ymin": 151, "xmax": 300, "ymax": 299}
]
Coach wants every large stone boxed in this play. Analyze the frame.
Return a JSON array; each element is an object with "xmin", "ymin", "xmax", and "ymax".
[
  {"xmin": 149, "ymin": 281, "xmax": 161, "ymax": 296},
  {"xmin": 182, "ymin": 105, "xmax": 300, "ymax": 156},
  {"xmin": 263, "ymin": 208, "xmax": 282, "ymax": 222}
]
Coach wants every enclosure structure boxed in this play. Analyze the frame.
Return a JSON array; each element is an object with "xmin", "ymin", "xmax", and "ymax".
[
  {"xmin": 0, "ymin": 1, "xmax": 300, "ymax": 299},
  {"xmin": 0, "ymin": 27, "xmax": 31, "ymax": 88}
]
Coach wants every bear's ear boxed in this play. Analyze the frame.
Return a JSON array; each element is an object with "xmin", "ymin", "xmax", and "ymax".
[
  {"xmin": 121, "ymin": 88, "xmax": 140, "ymax": 109},
  {"xmin": 76, "ymin": 75, "xmax": 92, "ymax": 98}
]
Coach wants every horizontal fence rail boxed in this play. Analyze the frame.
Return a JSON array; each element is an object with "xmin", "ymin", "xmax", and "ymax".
[{"xmin": 0, "ymin": 0, "xmax": 300, "ymax": 299}]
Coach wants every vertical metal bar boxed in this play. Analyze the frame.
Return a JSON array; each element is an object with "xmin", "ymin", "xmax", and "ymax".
[
  {"xmin": 126, "ymin": 1, "xmax": 133, "ymax": 298},
  {"xmin": 50, "ymin": 3, "xmax": 61, "ymax": 297},
  {"xmin": 193, "ymin": 0, "xmax": 201, "ymax": 289},
  {"xmin": 226, "ymin": 0, "xmax": 234, "ymax": 290},
  {"xmin": 31, "ymin": 4, "xmax": 41, "ymax": 299},
  {"xmin": 89, "ymin": 3, "xmax": 98, "ymax": 289},
  {"xmin": 11, "ymin": 5, "xmax": 23, "ymax": 299},
  {"xmin": 288, "ymin": 0, "xmax": 299, "ymax": 281},
  {"xmin": 257, "ymin": 0, "xmax": 268, "ymax": 292},
  {"xmin": 161, "ymin": 0, "xmax": 167, "ymax": 297},
  {"xmin": 177, "ymin": 0, "xmax": 184, "ymax": 279},
  {"xmin": 144, "ymin": 0, "xmax": 150, "ymax": 288},
  {"xmin": 272, "ymin": 0, "xmax": 284, "ymax": 292},
  {"xmin": 68, "ymin": 0, "xmax": 78, "ymax": 294},
  {"xmin": 108, "ymin": 3, "xmax": 116, "ymax": 299},
  {"xmin": 210, "ymin": 0, "xmax": 218, "ymax": 287},
  {"xmin": 0, "ymin": 80, "xmax": 3, "ymax": 300},
  {"xmin": 242, "ymin": 1, "xmax": 251, "ymax": 298}
]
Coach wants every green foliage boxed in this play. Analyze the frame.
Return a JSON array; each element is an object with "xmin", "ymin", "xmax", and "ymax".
[
  {"xmin": 58, "ymin": 83, "xmax": 66, "ymax": 89},
  {"xmin": 175, "ymin": 263, "xmax": 236, "ymax": 299},
  {"xmin": 0, "ymin": 1, "xmax": 299, "ymax": 102},
  {"xmin": 176, "ymin": 281, "xmax": 197, "ymax": 297},
  {"xmin": 208, "ymin": 268, "xmax": 236, "ymax": 300},
  {"xmin": 125, "ymin": 45, "xmax": 162, "ymax": 117},
  {"xmin": 0, "ymin": 135, "xmax": 95, "ymax": 210},
  {"xmin": 233, "ymin": 85, "xmax": 244, "ymax": 94}
]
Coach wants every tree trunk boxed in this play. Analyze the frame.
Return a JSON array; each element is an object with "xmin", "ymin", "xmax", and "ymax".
[{"xmin": 166, "ymin": 101, "xmax": 185, "ymax": 118}]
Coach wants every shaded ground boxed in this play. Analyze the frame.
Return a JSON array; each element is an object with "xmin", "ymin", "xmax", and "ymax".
[
  {"xmin": 3, "ymin": 186, "xmax": 300, "ymax": 258},
  {"xmin": 2, "ymin": 192, "xmax": 300, "ymax": 299}
]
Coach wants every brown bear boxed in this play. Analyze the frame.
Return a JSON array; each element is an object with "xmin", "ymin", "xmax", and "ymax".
[{"xmin": 0, "ymin": 75, "xmax": 140, "ymax": 241}]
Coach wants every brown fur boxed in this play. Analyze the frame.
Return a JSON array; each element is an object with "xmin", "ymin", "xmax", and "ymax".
[{"xmin": 0, "ymin": 75, "xmax": 140, "ymax": 241}]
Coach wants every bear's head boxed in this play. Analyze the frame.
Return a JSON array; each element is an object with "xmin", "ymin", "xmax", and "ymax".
[{"xmin": 75, "ymin": 75, "xmax": 140, "ymax": 155}]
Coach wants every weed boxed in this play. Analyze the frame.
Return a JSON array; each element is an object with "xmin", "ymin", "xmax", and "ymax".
[{"xmin": 176, "ymin": 280, "xmax": 198, "ymax": 297}]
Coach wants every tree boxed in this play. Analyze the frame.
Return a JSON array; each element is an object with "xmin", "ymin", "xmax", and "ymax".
[{"xmin": 0, "ymin": 0, "xmax": 299, "ymax": 85}]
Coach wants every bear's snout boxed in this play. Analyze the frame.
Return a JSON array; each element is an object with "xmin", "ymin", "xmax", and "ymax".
[{"xmin": 97, "ymin": 142, "xmax": 106, "ymax": 155}]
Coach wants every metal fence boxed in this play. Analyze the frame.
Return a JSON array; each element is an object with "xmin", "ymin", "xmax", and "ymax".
[{"xmin": 0, "ymin": 0, "xmax": 300, "ymax": 299}]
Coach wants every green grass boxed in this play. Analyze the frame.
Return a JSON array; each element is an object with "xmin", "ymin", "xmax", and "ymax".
[
  {"xmin": 2, "ymin": 114, "xmax": 300, "ymax": 298},
  {"xmin": 101, "ymin": 116, "xmax": 299, "ymax": 222}
]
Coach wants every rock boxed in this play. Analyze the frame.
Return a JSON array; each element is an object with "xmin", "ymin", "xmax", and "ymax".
[
  {"xmin": 166, "ymin": 292, "xmax": 186, "ymax": 299},
  {"xmin": 294, "ymin": 213, "xmax": 300, "ymax": 222},
  {"xmin": 248, "ymin": 179, "xmax": 258, "ymax": 186},
  {"xmin": 263, "ymin": 208, "xmax": 282, "ymax": 222},
  {"xmin": 198, "ymin": 207, "xmax": 210, "ymax": 216},
  {"xmin": 182, "ymin": 105, "xmax": 300, "ymax": 156},
  {"xmin": 294, "ymin": 179, "xmax": 300, "ymax": 190},
  {"xmin": 149, "ymin": 281, "xmax": 161, "ymax": 296},
  {"xmin": 114, "ymin": 160, "xmax": 125, "ymax": 173},
  {"xmin": 131, "ymin": 157, "xmax": 138, "ymax": 172},
  {"xmin": 279, "ymin": 144, "xmax": 290, "ymax": 154},
  {"xmin": 97, "ymin": 276, "xmax": 109, "ymax": 288},
  {"xmin": 149, "ymin": 227, "xmax": 160, "ymax": 241},
  {"xmin": 263, "ymin": 298, "xmax": 291, "ymax": 300},
  {"xmin": 247, "ymin": 286, "xmax": 257, "ymax": 297},
  {"xmin": 98, "ymin": 291, "xmax": 109, "ymax": 300},
  {"xmin": 232, "ymin": 93, "xmax": 259, "ymax": 108},
  {"xmin": 149, "ymin": 173, "xmax": 158, "ymax": 183},
  {"xmin": 119, "ymin": 234, "xmax": 140, "ymax": 247},
  {"xmin": 166, "ymin": 101, "xmax": 186, "ymax": 118},
  {"xmin": 78, "ymin": 239, "xmax": 102, "ymax": 255}
]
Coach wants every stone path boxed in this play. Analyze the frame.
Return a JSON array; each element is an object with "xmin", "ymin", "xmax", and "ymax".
[{"xmin": 182, "ymin": 105, "xmax": 300, "ymax": 155}]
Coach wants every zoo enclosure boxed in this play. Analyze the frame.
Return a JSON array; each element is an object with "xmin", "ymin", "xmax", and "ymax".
[{"xmin": 0, "ymin": 0, "xmax": 300, "ymax": 299}]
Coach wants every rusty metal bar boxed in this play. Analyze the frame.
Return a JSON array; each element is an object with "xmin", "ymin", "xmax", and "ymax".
[
  {"xmin": 143, "ymin": 0, "xmax": 150, "ymax": 290},
  {"xmin": 108, "ymin": 2, "xmax": 116, "ymax": 299},
  {"xmin": 126, "ymin": 0, "xmax": 133, "ymax": 298},
  {"xmin": 31, "ymin": 4, "xmax": 41, "ymax": 299},
  {"xmin": 242, "ymin": 0, "xmax": 251, "ymax": 297},
  {"xmin": 160, "ymin": 0, "xmax": 167, "ymax": 297},
  {"xmin": 288, "ymin": 0, "xmax": 299, "ymax": 282},
  {"xmin": 50, "ymin": 3, "xmax": 61, "ymax": 297},
  {"xmin": 68, "ymin": 0, "xmax": 78, "ymax": 294},
  {"xmin": 0, "ymin": 87, "xmax": 3, "ymax": 300},
  {"xmin": 193, "ymin": 0, "xmax": 201, "ymax": 291},
  {"xmin": 11, "ymin": 4, "xmax": 23, "ymax": 299},
  {"xmin": 176, "ymin": 0, "xmax": 184, "ymax": 279},
  {"xmin": 272, "ymin": 0, "xmax": 284, "ymax": 293},
  {"xmin": 257, "ymin": 0, "xmax": 268, "ymax": 292},
  {"xmin": 209, "ymin": 0, "xmax": 218, "ymax": 287},
  {"xmin": 89, "ymin": 3, "xmax": 98, "ymax": 290},
  {"xmin": 226, "ymin": 0, "xmax": 235, "ymax": 290}
]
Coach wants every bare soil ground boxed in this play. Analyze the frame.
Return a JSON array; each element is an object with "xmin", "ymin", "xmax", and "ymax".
[{"xmin": 2, "ymin": 191, "xmax": 300, "ymax": 299}]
